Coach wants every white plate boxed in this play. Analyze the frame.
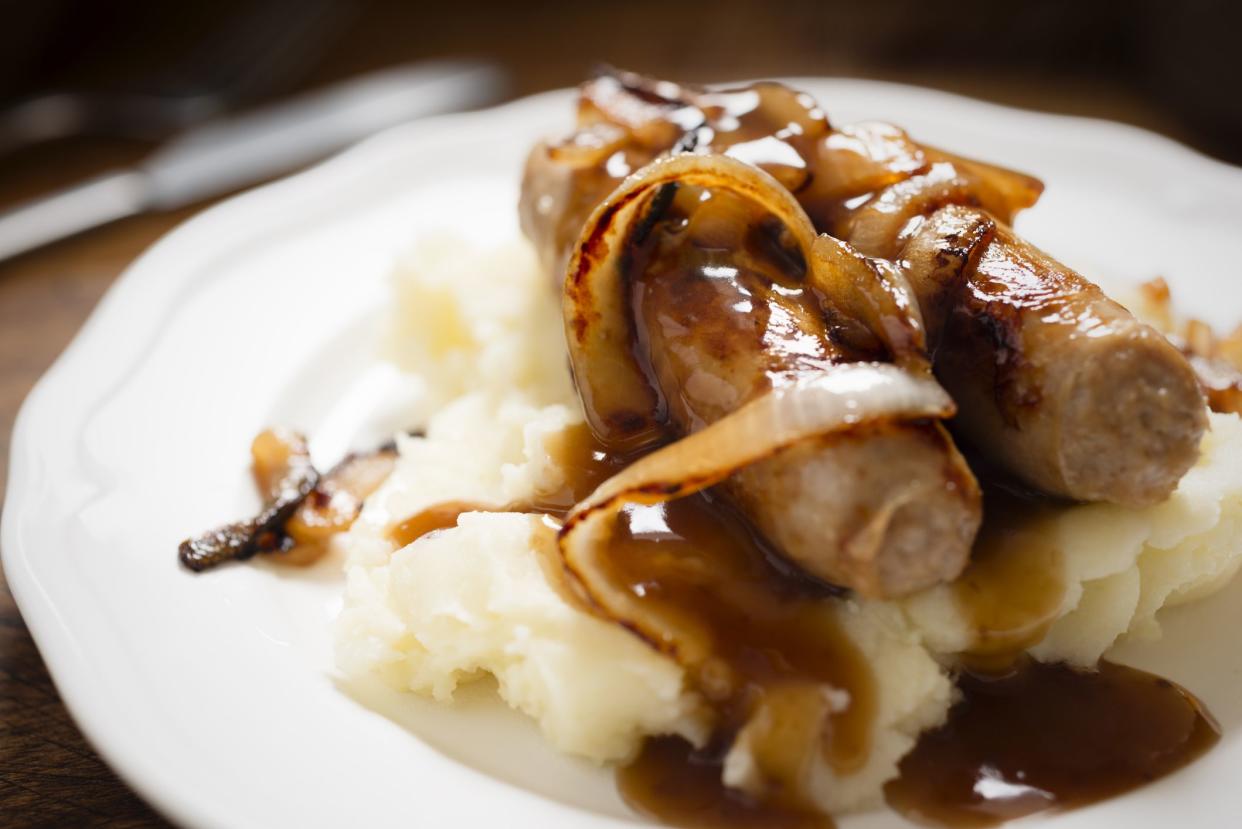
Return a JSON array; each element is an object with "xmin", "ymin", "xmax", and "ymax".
[{"xmin": 5, "ymin": 80, "xmax": 1242, "ymax": 829}]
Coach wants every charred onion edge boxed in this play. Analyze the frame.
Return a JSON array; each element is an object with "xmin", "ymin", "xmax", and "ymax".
[
  {"xmin": 897, "ymin": 204, "xmax": 998, "ymax": 357},
  {"xmin": 178, "ymin": 458, "xmax": 318, "ymax": 572},
  {"xmin": 810, "ymin": 234, "xmax": 930, "ymax": 373},
  {"xmin": 557, "ymin": 363, "xmax": 954, "ymax": 663},
  {"xmin": 178, "ymin": 436, "xmax": 408, "ymax": 572}
]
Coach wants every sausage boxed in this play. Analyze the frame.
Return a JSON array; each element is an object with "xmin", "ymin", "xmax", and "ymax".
[
  {"xmin": 826, "ymin": 149, "xmax": 1207, "ymax": 505},
  {"xmin": 894, "ymin": 206, "xmax": 1207, "ymax": 505},
  {"xmin": 629, "ymin": 186, "xmax": 981, "ymax": 598},
  {"xmin": 797, "ymin": 128, "xmax": 1206, "ymax": 507},
  {"xmin": 522, "ymin": 71, "xmax": 1207, "ymax": 506}
]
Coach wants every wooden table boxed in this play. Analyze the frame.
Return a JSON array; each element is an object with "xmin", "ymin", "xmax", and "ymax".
[{"xmin": 0, "ymin": 4, "xmax": 1233, "ymax": 823}]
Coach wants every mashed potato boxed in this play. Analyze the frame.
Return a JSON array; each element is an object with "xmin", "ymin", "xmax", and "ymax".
[
  {"xmin": 335, "ymin": 395, "xmax": 711, "ymax": 763},
  {"xmin": 335, "ymin": 236, "xmax": 1242, "ymax": 811},
  {"xmin": 901, "ymin": 412, "xmax": 1242, "ymax": 666}
]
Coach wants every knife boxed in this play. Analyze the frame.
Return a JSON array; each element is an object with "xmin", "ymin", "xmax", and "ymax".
[{"xmin": 0, "ymin": 60, "xmax": 506, "ymax": 262}]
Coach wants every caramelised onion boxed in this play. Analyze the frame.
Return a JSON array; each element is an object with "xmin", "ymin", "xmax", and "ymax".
[
  {"xmin": 558, "ymin": 362, "xmax": 954, "ymax": 662},
  {"xmin": 1132, "ymin": 276, "xmax": 1242, "ymax": 416},
  {"xmin": 810, "ymin": 234, "xmax": 929, "ymax": 372},
  {"xmin": 274, "ymin": 444, "xmax": 398, "ymax": 565},
  {"xmin": 179, "ymin": 432, "xmax": 400, "ymax": 571},
  {"xmin": 179, "ymin": 429, "xmax": 319, "ymax": 572},
  {"xmin": 925, "ymin": 146, "xmax": 1044, "ymax": 221},
  {"xmin": 896, "ymin": 204, "xmax": 997, "ymax": 354},
  {"xmin": 557, "ymin": 153, "xmax": 958, "ymax": 766},
  {"xmin": 564, "ymin": 151, "xmax": 930, "ymax": 449},
  {"xmin": 564, "ymin": 153, "xmax": 820, "ymax": 448}
]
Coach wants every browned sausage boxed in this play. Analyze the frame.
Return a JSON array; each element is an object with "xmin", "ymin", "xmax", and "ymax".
[
  {"xmin": 897, "ymin": 206, "xmax": 1207, "ymax": 505},
  {"xmin": 521, "ymin": 71, "xmax": 1207, "ymax": 506},
  {"xmin": 626, "ymin": 184, "xmax": 981, "ymax": 597}
]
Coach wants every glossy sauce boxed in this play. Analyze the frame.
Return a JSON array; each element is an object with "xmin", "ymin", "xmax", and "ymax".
[
  {"xmin": 388, "ymin": 500, "xmax": 494, "ymax": 548},
  {"xmin": 888, "ymin": 483, "xmax": 1219, "ymax": 825},
  {"xmin": 564, "ymin": 156, "xmax": 877, "ymax": 824},
  {"xmin": 387, "ymin": 422, "xmax": 634, "ymax": 548},
  {"xmin": 631, "ymin": 185, "xmax": 851, "ymax": 434},
  {"xmin": 951, "ymin": 487, "xmax": 1066, "ymax": 671},
  {"xmin": 534, "ymin": 73, "xmax": 1036, "ymax": 273},
  {"xmin": 619, "ymin": 736, "xmax": 834, "ymax": 829},
  {"xmin": 885, "ymin": 659, "xmax": 1220, "ymax": 827},
  {"xmin": 530, "ymin": 421, "xmax": 635, "ymax": 513},
  {"xmin": 386, "ymin": 421, "xmax": 867, "ymax": 826},
  {"xmin": 612, "ymin": 485, "xmax": 1221, "ymax": 829},
  {"xmin": 603, "ymin": 491, "xmax": 869, "ymax": 826},
  {"xmin": 387, "ymin": 420, "xmax": 1221, "ymax": 829}
]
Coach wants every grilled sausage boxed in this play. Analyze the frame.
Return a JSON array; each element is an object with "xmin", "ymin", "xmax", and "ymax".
[
  {"xmin": 628, "ymin": 186, "xmax": 981, "ymax": 598},
  {"xmin": 522, "ymin": 71, "xmax": 1207, "ymax": 506},
  {"xmin": 897, "ymin": 206, "xmax": 1207, "ymax": 505}
]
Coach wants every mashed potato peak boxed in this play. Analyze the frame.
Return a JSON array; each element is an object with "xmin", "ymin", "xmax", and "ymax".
[{"xmin": 335, "ymin": 236, "xmax": 1242, "ymax": 810}]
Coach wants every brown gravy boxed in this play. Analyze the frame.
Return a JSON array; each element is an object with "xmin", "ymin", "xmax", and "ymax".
[
  {"xmin": 619, "ymin": 736, "xmax": 833, "ymax": 829},
  {"xmin": 531, "ymin": 421, "xmax": 634, "ymax": 513},
  {"xmin": 387, "ymin": 422, "xmax": 632, "ymax": 548},
  {"xmin": 952, "ymin": 488, "xmax": 1066, "ymax": 671},
  {"xmin": 603, "ymin": 491, "xmax": 868, "ymax": 826},
  {"xmin": 385, "ymin": 424, "xmax": 1221, "ymax": 829},
  {"xmin": 885, "ymin": 659, "xmax": 1220, "ymax": 827},
  {"xmin": 387, "ymin": 422, "xmax": 868, "ymax": 825},
  {"xmin": 388, "ymin": 500, "xmax": 493, "ymax": 548}
]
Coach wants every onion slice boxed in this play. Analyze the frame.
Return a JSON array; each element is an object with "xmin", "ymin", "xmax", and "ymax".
[
  {"xmin": 925, "ymin": 145, "xmax": 1044, "ymax": 220},
  {"xmin": 564, "ymin": 151, "xmax": 931, "ymax": 447},
  {"xmin": 564, "ymin": 153, "xmax": 820, "ymax": 448},
  {"xmin": 810, "ymin": 234, "xmax": 929, "ymax": 373},
  {"xmin": 558, "ymin": 362, "xmax": 954, "ymax": 659}
]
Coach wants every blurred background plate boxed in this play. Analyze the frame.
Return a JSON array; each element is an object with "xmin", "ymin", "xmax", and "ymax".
[{"xmin": 3, "ymin": 80, "xmax": 1242, "ymax": 829}]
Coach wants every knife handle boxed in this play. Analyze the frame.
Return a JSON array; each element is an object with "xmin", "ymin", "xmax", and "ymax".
[
  {"xmin": 0, "ymin": 60, "xmax": 505, "ymax": 263},
  {"xmin": 142, "ymin": 60, "xmax": 505, "ymax": 208},
  {"xmin": 0, "ymin": 171, "xmax": 148, "ymax": 262}
]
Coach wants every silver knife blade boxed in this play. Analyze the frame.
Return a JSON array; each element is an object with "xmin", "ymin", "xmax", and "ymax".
[{"xmin": 0, "ymin": 60, "xmax": 505, "ymax": 263}]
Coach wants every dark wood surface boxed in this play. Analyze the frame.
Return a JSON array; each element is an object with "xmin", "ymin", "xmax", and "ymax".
[{"xmin": 1, "ymin": 2, "xmax": 1237, "ymax": 826}]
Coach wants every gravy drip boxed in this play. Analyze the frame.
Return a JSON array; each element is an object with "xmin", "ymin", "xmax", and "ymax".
[
  {"xmin": 619, "ymin": 735, "xmax": 834, "ymax": 829},
  {"xmin": 885, "ymin": 658, "xmax": 1220, "ymax": 827},
  {"xmin": 386, "ymin": 422, "xmax": 632, "ymax": 548},
  {"xmin": 387, "ymin": 500, "xmax": 492, "ymax": 548},
  {"xmin": 604, "ymin": 492, "xmax": 870, "ymax": 827},
  {"xmin": 951, "ymin": 487, "xmax": 1066, "ymax": 671}
]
